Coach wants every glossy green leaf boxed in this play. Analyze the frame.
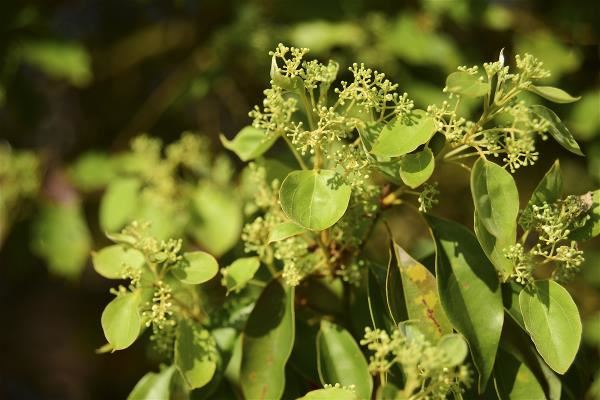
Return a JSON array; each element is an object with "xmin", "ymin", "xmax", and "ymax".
[
  {"xmin": 438, "ymin": 334, "xmax": 469, "ymax": 367},
  {"xmin": 427, "ymin": 215, "xmax": 504, "ymax": 391},
  {"xmin": 190, "ymin": 182, "xmax": 242, "ymax": 256},
  {"xmin": 92, "ymin": 244, "xmax": 145, "ymax": 280},
  {"xmin": 316, "ymin": 320, "xmax": 373, "ymax": 400},
  {"xmin": 279, "ymin": 170, "xmax": 351, "ymax": 231},
  {"xmin": 299, "ymin": 387, "xmax": 359, "ymax": 400},
  {"xmin": 371, "ymin": 110, "xmax": 437, "ymax": 157},
  {"xmin": 527, "ymin": 160, "xmax": 563, "ymax": 210},
  {"xmin": 268, "ymin": 222, "xmax": 308, "ymax": 243},
  {"xmin": 32, "ymin": 203, "xmax": 92, "ymax": 279},
  {"xmin": 399, "ymin": 148, "xmax": 435, "ymax": 189},
  {"xmin": 127, "ymin": 366, "xmax": 176, "ymax": 400},
  {"xmin": 100, "ymin": 178, "xmax": 140, "ymax": 233},
  {"xmin": 241, "ymin": 280, "xmax": 295, "ymax": 400},
  {"xmin": 471, "ymin": 158, "xmax": 518, "ymax": 277},
  {"xmin": 394, "ymin": 243, "xmax": 452, "ymax": 341},
  {"xmin": 445, "ymin": 71, "xmax": 489, "ymax": 97},
  {"xmin": 220, "ymin": 126, "xmax": 277, "ymax": 162},
  {"xmin": 531, "ymin": 105, "xmax": 584, "ymax": 156},
  {"xmin": 174, "ymin": 320, "xmax": 217, "ymax": 389},
  {"xmin": 101, "ymin": 292, "xmax": 142, "ymax": 350},
  {"xmin": 528, "ymin": 85, "xmax": 581, "ymax": 104},
  {"xmin": 172, "ymin": 251, "xmax": 218, "ymax": 285},
  {"xmin": 221, "ymin": 257, "xmax": 261, "ymax": 294},
  {"xmin": 570, "ymin": 190, "xmax": 600, "ymax": 241},
  {"xmin": 493, "ymin": 349, "xmax": 546, "ymax": 400},
  {"xmin": 519, "ymin": 280, "xmax": 581, "ymax": 374}
]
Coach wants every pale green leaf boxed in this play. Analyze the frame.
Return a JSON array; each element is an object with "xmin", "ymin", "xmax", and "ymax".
[
  {"xmin": 172, "ymin": 251, "xmax": 218, "ymax": 285},
  {"xmin": 174, "ymin": 320, "xmax": 217, "ymax": 389},
  {"xmin": 100, "ymin": 178, "xmax": 140, "ymax": 233},
  {"xmin": 527, "ymin": 160, "xmax": 563, "ymax": 209},
  {"xmin": 528, "ymin": 85, "xmax": 581, "ymax": 104},
  {"xmin": 189, "ymin": 182, "xmax": 242, "ymax": 256},
  {"xmin": 268, "ymin": 222, "xmax": 308, "ymax": 243},
  {"xmin": 32, "ymin": 203, "xmax": 92, "ymax": 279},
  {"xmin": 127, "ymin": 366, "xmax": 176, "ymax": 400},
  {"xmin": 399, "ymin": 148, "xmax": 435, "ymax": 189},
  {"xmin": 471, "ymin": 158, "xmax": 518, "ymax": 277},
  {"xmin": 438, "ymin": 334, "xmax": 469, "ymax": 367},
  {"xmin": 445, "ymin": 71, "xmax": 489, "ymax": 97},
  {"xmin": 519, "ymin": 280, "xmax": 581, "ymax": 374},
  {"xmin": 298, "ymin": 387, "xmax": 359, "ymax": 400},
  {"xmin": 241, "ymin": 280, "xmax": 295, "ymax": 400},
  {"xmin": 101, "ymin": 292, "xmax": 142, "ymax": 350},
  {"xmin": 92, "ymin": 244, "xmax": 145, "ymax": 280},
  {"xmin": 220, "ymin": 126, "xmax": 277, "ymax": 162},
  {"xmin": 394, "ymin": 243, "xmax": 452, "ymax": 341},
  {"xmin": 531, "ymin": 105, "xmax": 584, "ymax": 156},
  {"xmin": 317, "ymin": 320, "xmax": 372, "ymax": 400},
  {"xmin": 427, "ymin": 215, "xmax": 504, "ymax": 391},
  {"xmin": 222, "ymin": 257, "xmax": 261, "ymax": 294},
  {"xmin": 280, "ymin": 170, "xmax": 351, "ymax": 231},
  {"xmin": 493, "ymin": 349, "xmax": 546, "ymax": 400},
  {"xmin": 371, "ymin": 110, "xmax": 437, "ymax": 157}
]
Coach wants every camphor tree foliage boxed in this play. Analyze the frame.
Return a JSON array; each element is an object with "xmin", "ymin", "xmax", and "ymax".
[{"xmin": 88, "ymin": 44, "xmax": 600, "ymax": 399}]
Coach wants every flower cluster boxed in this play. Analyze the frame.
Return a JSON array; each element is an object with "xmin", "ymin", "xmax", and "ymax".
[{"xmin": 361, "ymin": 327, "xmax": 471, "ymax": 399}]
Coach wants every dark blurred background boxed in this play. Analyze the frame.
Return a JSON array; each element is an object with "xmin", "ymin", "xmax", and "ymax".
[{"xmin": 0, "ymin": 0, "xmax": 599, "ymax": 399}]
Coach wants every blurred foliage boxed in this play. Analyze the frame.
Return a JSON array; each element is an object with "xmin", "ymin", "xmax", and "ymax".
[{"xmin": 0, "ymin": 0, "xmax": 598, "ymax": 399}]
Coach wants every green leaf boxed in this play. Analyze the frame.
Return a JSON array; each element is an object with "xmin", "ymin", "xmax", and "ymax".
[
  {"xmin": 299, "ymin": 387, "xmax": 359, "ymax": 400},
  {"xmin": 174, "ymin": 320, "xmax": 217, "ymax": 389},
  {"xmin": 100, "ymin": 177, "xmax": 140, "ymax": 233},
  {"xmin": 268, "ymin": 222, "xmax": 308, "ymax": 243},
  {"xmin": 519, "ymin": 280, "xmax": 581, "ymax": 374},
  {"xmin": 445, "ymin": 71, "xmax": 489, "ymax": 97},
  {"xmin": 32, "ymin": 203, "xmax": 92, "ymax": 279},
  {"xmin": 69, "ymin": 152, "xmax": 115, "ymax": 191},
  {"xmin": 527, "ymin": 85, "xmax": 581, "ymax": 104},
  {"xmin": 502, "ymin": 282, "xmax": 526, "ymax": 330},
  {"xmin": 471, "ymin": 158, "xmax": 518, "ymax": 277},
  {"xmin": 280, "ymin": 170, "xmax": 351, "ymax": 231},
  {"xmin": 376, "ymin": 383, "xmax": 401, "ymax": 400},
  {"xmin": 530, "ymin": 104, "xmax": 584, "ymax": 156},
  {"xmin": 220, "ymin": 126, "xmax": 277, "ymax": 162},
  {"xmin": 427, "ymin": 215, "xmax": 504, "ymax": 391},
  {"xmin": 127, "ymin": 366, "xmax": 176, "ymax": 400},
  {"xmin": 393, "ymin": 243, "xmax": 452, "ymax": 341},
  {"xmin": 399, "ymin": 148, "xmax": 435, "ymax": 189},
  {"xmin": 92, "ymin": 244, "xmax": 145, "ymax": 280},
  {"xmin": 527, "ymin": 160, "xmax": 563, "ymax": 210},
  {"xmin": 570, "ymin": 190, "xmax": 600, "ymax": 241},
  {"xmin": 371, "ymin": 110, "xmax": 437, "ymax": 157},
  {"xmin": 316, "ymin": 320, "xmax": 373, "ymax": 400},
  {"xmin": 172, "ymin": 251, "xmax": 218, "ymax": 285},
  {"xmin": 190, "ymin": 182, "xmax": 242, "ymax": 256},
  {"xmin": 438, "ymin": 334, "xmax": 469, "ymax": 367},
  {"xmin": 493, "ymin": 349, "xmax": 546, "ymax": 400},
  {"xmin": 221, "ymin": 257, "xmax": 261, "ymax": 294},
  {"xmin": 101, "ymin": 292, "xmax": 142, "ymax": 350},
  {"xmin": 241, "ymin": 280, "xmax": 295, "ymax": 400},
  {"xmin": 368, "ymin": 268, "xmax": 395, "ymax": 332}
]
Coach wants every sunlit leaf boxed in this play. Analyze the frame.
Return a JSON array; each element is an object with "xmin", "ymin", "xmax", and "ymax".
[
  {"xmin": 268, "ymin": 222, "xmax": 308, "ymax": 243},
  {"xmin": 92, "ymin": 244, "xmax": 145, "ymax": 280},
  {"xmin": 371, "ymin": 110, "xmax": 437, "ymax": 157},
  {"xmin": 101, "ymin": 292, "xmax": 142, "ymax": 350},
  {"xmin": 399, "ymin": 148, "xmax": 435, "ymax": 189},
  {"xmin": 100, "ymin": 178, "xmax": 140, "ymax": 233},
  {"xmin": 220, "ymin": 126, "xmax": 277, "ymax": 162},
  {"xmin": 280, "ymin": 170, "xmax": 351, "ymax": 231},
  {"xmin": 127, "ymin": 366, "xmax": 176, "ymax": 400},
  {"xmin": 445, "ymin": 71, "xmax": 488, "ymax": 97},
  {"xmin": 174, "ymin": 320, "xmax": 217, "ymax": 389},
  {"xmin": 221, "ymin": 257, "xmax": 261, "ymax": 294},
  {"xmin": 528, "ymin": 85, "xmax": 581, "ymax": 104},
  {"xmin": 298, "ymin": 387, "xmax": 359, "ymax": 400},
  {"xmin": 317, "ymin": 320, "xmax": 372, "ymax": 399},
  {"xmin": 519, "ymin": 280, "xmax": 581, "ymax": 374},
  {"xmin": 438, "ymin": 333, "xmax": 469, "ymax": 367},
  {"xmin": 493, "ymin": 349, "xmax": 546, "ymax": 400},
  {"xmin": 172, "ymin": 251, "xmax": 218, "ymax": 285},
  {"xmin": 531, "ymin": 105, "xmax": 584, "ymax": 156}
]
